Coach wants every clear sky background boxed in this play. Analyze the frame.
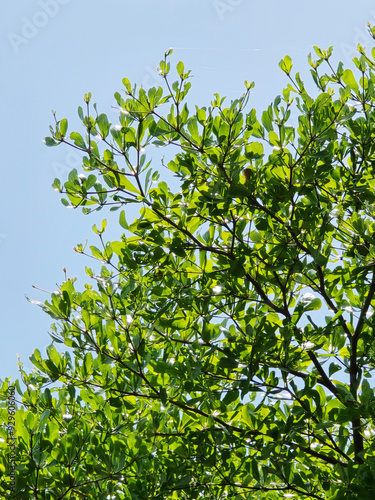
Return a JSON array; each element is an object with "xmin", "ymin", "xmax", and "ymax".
[{"xmin": 1, "ymin": 0, "xmax": 375, "ymax": 383}]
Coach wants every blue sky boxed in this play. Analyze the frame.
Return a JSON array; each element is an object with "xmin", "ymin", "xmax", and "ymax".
[{"xmin": 1, "ymin": 0, "xmax": 375, "ymax": 383}]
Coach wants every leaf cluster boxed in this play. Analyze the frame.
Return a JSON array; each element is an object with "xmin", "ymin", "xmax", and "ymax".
[{"xmin": 3, "ymin": 45, "xmax": 375, "ymax": 498}]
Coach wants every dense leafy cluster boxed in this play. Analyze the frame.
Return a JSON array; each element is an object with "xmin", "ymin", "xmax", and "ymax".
[{"xmin": 3, "ymin": 40, "xmax": 375, "ymax": 498}]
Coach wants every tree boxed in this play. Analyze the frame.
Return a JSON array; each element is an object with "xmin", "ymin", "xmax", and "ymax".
[{"xmin": 3, "ymin": 34, "xmax": 375, "ymax": 498}]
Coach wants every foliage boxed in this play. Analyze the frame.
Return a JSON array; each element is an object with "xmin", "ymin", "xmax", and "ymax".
[{"xmin": 3, "ymin": 39, "xmax": 375, "ymax": 498}]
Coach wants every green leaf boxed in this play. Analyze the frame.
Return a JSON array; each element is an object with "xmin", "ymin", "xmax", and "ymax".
[
  {"xmin": 44, "ymin": 137, "xmax": 59, "ymax": 146},
  {"xmin": 342, "ymin": 69, "xmax": 359, "ymax": 93},
  {"xmin": 176, "ymin": 61, "xmax": 184, "ymax": 77},
  {"xmin": 25, "ymin": 295, "xmax": 64, "ymax": 320},
  {"xmin": 97, "ymin": 113, "xmax": 110, "ymax": 138},
  {"xmin": 249, "ymin": 231, "xmax": 262, "ymax": 243},
  {"xmin": 307, "ymin": 245, "xmax": 328, "ymax": 266},
  {"xmin": 261, "ymin": 108, "xmax": 273, "ymax": 132},
  {"xmin": 245, "ymin": 141, "xmax": 263, "ymax": 159},
  {"xmin": 70, "ymin": 131, "xmax": 86, "ymax": 149},
  {"xmin": 119, "ymin": 210, "xmax": 128, "ymax": 229},
  {"xmin": 279, "ymin": 55, "xmax": 293, "ymax": 74},
  {"xmin": 60, "ymin": 118, "xmax": 68, "ymax": 137}
]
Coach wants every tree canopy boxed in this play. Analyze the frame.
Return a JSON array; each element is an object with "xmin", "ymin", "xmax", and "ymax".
[{"xmin": 3, "ymin": 34, "xmax": 375, "ymax": 499}]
